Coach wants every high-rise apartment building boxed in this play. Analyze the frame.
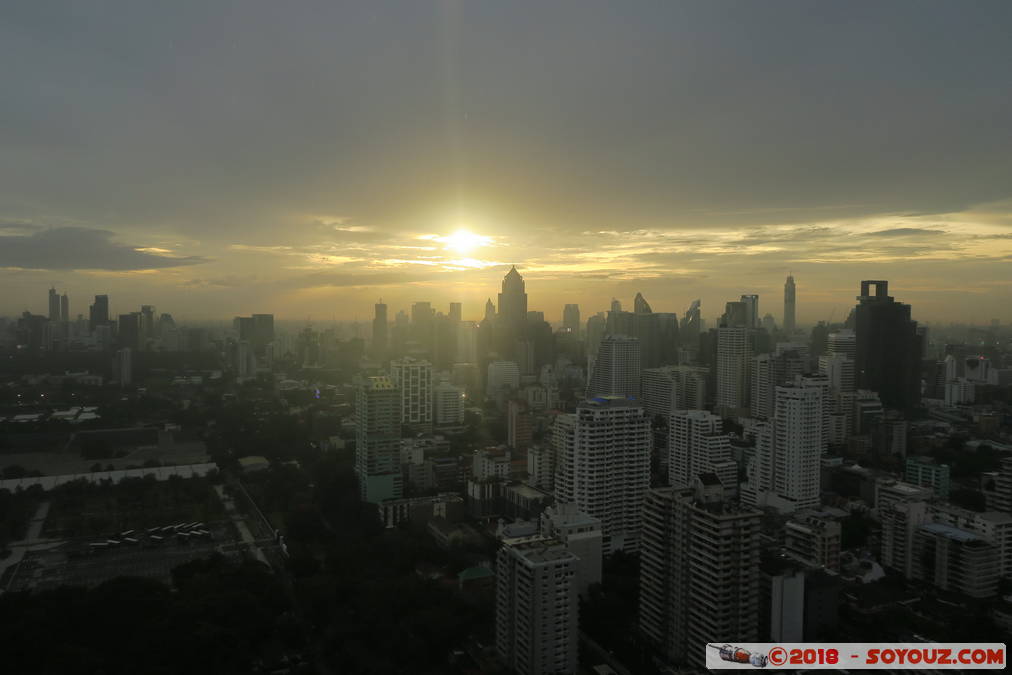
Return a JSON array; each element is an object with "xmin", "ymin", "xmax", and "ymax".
[
  {"xmin": 641, "ymin": 365, "xmax": 709, "ymax": 417},
  {"xmin": 668, "ymin": 410, "xmax": 736, "ymax": 498},
  {"xmin": 355, "ymin": 376, "xmax": 403, "ymax": 504},
  {"xmin": 853, "ymin": 281, "xmax": 922, "ymax": 411},
  {"xmin": 540, "ymin": 503, "xmax": 603, "ymax": 595},
  {"xmin": 554, "ymin": 398, "xmax": 651, "ymax": 553},
  {"xmin": 433, "ymin": 379, "xmax": 465, "ymax": 425},
  {"xmin": 586, "ymin": 335, "xmax": 641, "ymax": 400},
  {"xmin": 716, "ymin": 326, "xmax": 752, "ymax": 415},
  {"xmin": 390, "ymin": 357, "xmax": 433, "ymax": 427},
  {"xmin": 495, "ymin": 536, "xmax": 579, "ymax": 675},
  {"xmin": 744, "ymin": 385, "xmax": 822, "ymax": 513},
  {"xmin": 639, "ymin": 480, "xmax": 761, "ymax": 668}
]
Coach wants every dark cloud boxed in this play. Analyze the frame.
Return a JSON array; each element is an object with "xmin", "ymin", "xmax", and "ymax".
[
  {"xmin": 0, "ymin": 227, "xmax": 206, "ymax": 270},
  {"xmin": 867, "ymin": 228, "xmax": 947, "ymax": 237}
]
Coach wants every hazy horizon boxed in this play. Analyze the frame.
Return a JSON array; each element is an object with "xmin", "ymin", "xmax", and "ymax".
[{"xmin": 3, "ymin": 1, "xmax": 1011, "ymax": 323}]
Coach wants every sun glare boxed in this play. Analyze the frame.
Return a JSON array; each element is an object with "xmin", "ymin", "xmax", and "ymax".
[{"xmin": 442, "ymin": 229, "xmax": 492, "ymax": 254}]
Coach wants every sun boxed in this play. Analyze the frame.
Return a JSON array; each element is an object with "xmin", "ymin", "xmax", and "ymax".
[{"xmin": 442, "ymin": 229, "xmax": 492, "ymax": 254}]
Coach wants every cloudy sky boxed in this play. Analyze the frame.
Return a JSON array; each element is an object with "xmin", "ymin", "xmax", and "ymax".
[{"xmin": 2, "ymin": 1, "xmax": 1011, "ymax": 324}]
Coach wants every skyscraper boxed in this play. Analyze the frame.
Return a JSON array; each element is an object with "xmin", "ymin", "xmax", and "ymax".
[
  {"xmin": 59, "ymin": 293, "xmax": 69, "ymax": 323},
  {"xmin": 495, "ymin": 536, "xmax": 579, "ymax": 675},
  {"xmin": 554, "ymin": 398, "xmax": 651, "ymax": 553},
  {"xmin": 48, "ymin": 287, "xmax": 60, "ymax": 322},
  {"xmin": 562, "ymin": 303, "xmax": 580, "ymax": 335},
  {"xmin": 680, "ymin": 299, "xmax": 701, "ymax": 346},
  {"xmin": 251, "ymin": 314, "xmax": 275, "ymax": 357},
  {"xmin": 783, "ymin": 275, "xmax": 796, "ymax": 332},
  {"xmin": 497, "ymin": 265, "xmax": 528, "ymax": 331},
  {"xmin": 739, "ymin": 294, "xmax": 759, "ymax": 328},
  {"xmin": 355, "ymin": 376, "xmax": 403, "ymax": 503},
  {"xmin": 117, "ymin": 312, "xmax": 140, "ymax": 351},
  {"xmin": 89, "ymin": 294, "xmax": 109, "ymax": 331},
  {"xmin": 639, "ymin": 480, "xmax": 761, "ymax": 668},
  {"xmin": 372, "ymin": 302, "xmax": 388, "ymax": 356},
  {"xmin": 586, "ymin": 335, "xmax": 641, "ymax": 399},
  {"xmin": 448, "ymin": 302, "xmax": 462, "ymax": 323},
  {"xmin": 853, "ymin": 280, "xmax": 922, "ymax": 411}
]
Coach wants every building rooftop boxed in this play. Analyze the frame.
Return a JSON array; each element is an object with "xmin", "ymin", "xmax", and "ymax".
[{"xmin": 920, "ymin": 522, "xmax": 986, "ymax": 543}]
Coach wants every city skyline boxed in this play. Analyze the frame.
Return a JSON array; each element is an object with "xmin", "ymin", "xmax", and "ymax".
[{"xmin": 2, "ymin": 2, "xmax": 1011, "ymax": 322}]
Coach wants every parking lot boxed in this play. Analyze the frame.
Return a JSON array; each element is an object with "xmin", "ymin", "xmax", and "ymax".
[{"xmin": 5, "ymin": 516, "xmax": 278, "ymax": 593}]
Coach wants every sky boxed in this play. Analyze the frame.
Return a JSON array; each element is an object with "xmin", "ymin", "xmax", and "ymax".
[{"xmin": 2, "ymin": 1, "xmax": 1011, "ymax": 325}]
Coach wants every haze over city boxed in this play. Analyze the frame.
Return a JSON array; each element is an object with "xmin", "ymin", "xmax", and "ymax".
[
  {"xmin": 3, "ymin": 1, "xmax": 1011, "ymax": 322},
  {"xmin": 3, "ymin": 3, "xmax": 1012, "ymax": 675}
]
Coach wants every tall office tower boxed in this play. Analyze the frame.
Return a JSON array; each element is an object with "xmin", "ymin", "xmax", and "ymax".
[
  {"xmin": 562, "ymin": 303, "xmax": 580, "ymax": 335},
  {"xmin": 89, "ymin": 294, "xmax": 109, "ymax": 332},
  {"xmin": 139, "ymin": 305, "xmax": 156, "ymax": 348},
  {"xmin": 826, "ymin": 329, "xmax": 856, "ymax": 359},
  {"xmin": 639, "ymin": 481, "xmax": 761, "ymax": 668},
  {"xmin": 236, "ymin": 340, "xmax": 256, "ymax": 380},
  {"xmin": 456, "ymin": 320, "xmax": 478, "ymax": 363},
  {"xmin": 117, "ymin": 312, "xmax": 140, "ymax": 351},
  {"xmin": 680, "ymin": 299, "xmax": 701, "ymax": 345},
  {"xmin": 641, "ymin": 365, "xmax": 709, "ymax": 417},
  {"xmin": 60, "ymin": 293, "xmax": 69, "ymax": 323},
  {"xmin": 586, "ymin": 313, "xmax": 606, "ymax": 361},
  {"xmin": 495, "ymin": 536, "xmax": 579, "ymax": 675},
  {"xmin": 818, "ymin": 352, "xmax": 855, "ymax": 393},
  {"xmin": 540, "ymin": 503, "xmax": 603, "ymax": 594},
  {"xmin": 554, "ymin": 398, "xmax": 651, "ymax": 553},
  {"xmin": 783, "ymin": 274, "xmax": 796, "ymax": 332},
  {"xmin": 611, "ymin": 298, "xmax": 622, "ymax": 313},
  {"xmin": 656, "ymin": 312, "xmax": 680, "ymax": 365},
  {"xmin": 390, "ymin": 357, "xmax": 433, "ymax": 427},
  {"xmin": 716, "ymin": 326, "xmax": 752, "ymax": 415},
  {"xmin": 853, "ymin": 280, "xmax": 922, "ymax": 411},
  {"xmin": 115, "ymin": 347, "xmax": 132, "ymax": 387},
  {"xmin": 251, "ymin": 314, "xmax": 275, "ymax": 356},
  {"xmin": 48, "ymin": 287, "xmax": 60, "ymax": 321},
  {"xmin": 721, "ymin": 301, "xmax": 749, "ymax": 328},
  {"xmin": 586, "ymin": 335, "xmax": 641, "ymax": 399},
  {"xmin": 448, "ymin": 302, "xmax": 462, "ymax": 323},
  {"xmin": 669, "ymin": 410, "xmax": 737, "ymax": 497},
  {"xmin": 497, "ymin": 266, "xmax": 528, "ymax": 331},
  {"xmin": 634, "ymin": 292, "xmax": 653, "ymax": 314},
  {"xmin": 433, "ymin": 379, "xmax": 465, "ymax": 425},
  {"xmin": 372, "ymin": 302, "xmax": 388, "ymax": 356},
  {"xmin": 355, "ymin": 376, "xmax": 403, "ymax": 503},
  {"xmin": 484, "ymin": 298, "xmax": 496, "ymax": 321},
  {"xmin": 410, "ymin": 301, "xmax": 435, "ymax": 355},
  {"xmin": 740, "ymin": 294, "xmax": 760, "ymax": 328}
]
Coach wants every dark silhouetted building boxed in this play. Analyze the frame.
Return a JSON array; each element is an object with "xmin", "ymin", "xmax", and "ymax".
[{"xmin": 853, "ymin": 280, "xmax": 922, "ymax": 411}]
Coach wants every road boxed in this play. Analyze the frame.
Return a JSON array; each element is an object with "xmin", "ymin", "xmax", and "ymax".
[{"xmin": 1, "ymin": 501, "xmax": 55, "ymax": 590}]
